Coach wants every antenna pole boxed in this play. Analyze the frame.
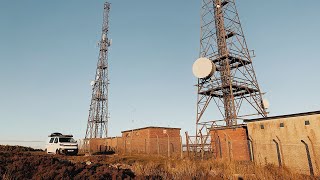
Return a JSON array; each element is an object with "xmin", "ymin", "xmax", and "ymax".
[
  {"xmin": 192, "ymin": 0, "xmax": 267, "ymax": 157},
  {"xmin": 85, "ymin": 2, "xmax": 111, "ymax": 139}
]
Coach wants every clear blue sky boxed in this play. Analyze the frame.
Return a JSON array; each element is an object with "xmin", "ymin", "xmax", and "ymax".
[{"xmin": 0, "ymin": 0, "xmax": 319, "ymax": 148}]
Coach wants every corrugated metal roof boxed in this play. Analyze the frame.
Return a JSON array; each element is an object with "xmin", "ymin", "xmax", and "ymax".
[
  {"xmin": 210, "ymin": 124, "xmax": 247, "ymax": 130},
  {"xmin": 244, "ymin": 110, "xmax": 320, "ymax": 123},
  {"xmin": 121, "ymin": 126, "xmax": 181, "ymax": 133}
]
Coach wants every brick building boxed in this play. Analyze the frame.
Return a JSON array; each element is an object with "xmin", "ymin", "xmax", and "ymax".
[
  {"xmin": 121, "ymin": 126, "xmax": 182, "ymax": 156},
  {"xmin": 244, "ymin": 111, "xmax": 320, "ymax": 176},
  {"xmin": 81, "ymin": 126, "xmax": 182, "ymax": 156},
  {"xmin": 81, "ymin": 137, "xmax": 123, "ymax": 153},
  {"xmin": 210, "ymin": 125, "xmax": 250, "ymax": 161}
]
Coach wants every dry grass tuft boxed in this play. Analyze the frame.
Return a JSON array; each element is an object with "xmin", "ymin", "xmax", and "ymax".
[
  {"xmin": 64, "ymin": 154, "xmax": 316, "ymax": 179},
  {"xmin": 129, "ymin": 157, "xmax": 316, "ymax": 180}
]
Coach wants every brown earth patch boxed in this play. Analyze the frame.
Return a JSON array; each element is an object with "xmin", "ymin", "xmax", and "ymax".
[
  {"xmin": 0, "ymin": 146, "xmax": 135, "ymax": 180},
  {"xmin": 0, "ymin": 145, "xmax": 317, "ymax": 180}
]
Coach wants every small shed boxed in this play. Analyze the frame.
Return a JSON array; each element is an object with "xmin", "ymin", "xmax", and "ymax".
[{"xmin": 121, "ymin": 126, "xmax": 182, "ymax": 156}]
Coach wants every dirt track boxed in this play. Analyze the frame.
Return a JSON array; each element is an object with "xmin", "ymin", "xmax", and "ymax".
[{"xmin": 0, "ymin": 146, "xmax": 135, "ymax": 180}]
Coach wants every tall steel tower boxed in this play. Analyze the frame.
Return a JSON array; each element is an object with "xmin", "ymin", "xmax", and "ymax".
[
  {"xmin": 85, "ymin": 2, "xmax": 111, "ymax": 139},
  {"xmin": 190, "ymin": 0, "xmax": 268, "ymax": 154}
]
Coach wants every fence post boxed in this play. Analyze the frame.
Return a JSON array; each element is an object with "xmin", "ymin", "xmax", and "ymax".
[
  {"xmin": 124, "ymin": 138, "xmax": 126, "ymax": 155},
  {"xmin": 185, "ymin": 132, "xmax": 190, "ymax": 157},
  {"xmin": 156, "ymin": 135, "xmax": 160, "ymax": 156},
  {"xmin": 145, "ymin": 139, "xmax": 147, "ymax": 154},
  {"xmin": 130, "ymin": 131, "xmax": 133, "ymax": 155},
  {"xmin": 301, "ymin": 140, "xmax": 314, "ymax": 176},
  {"xmin": 180, "ymin": 136, "xmax": 183, "ymax": 159}
]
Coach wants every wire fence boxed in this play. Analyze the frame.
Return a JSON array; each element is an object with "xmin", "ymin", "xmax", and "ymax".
[{"xmin": 78, "ymin": 136, "xmax": 183, "ymax": 157}]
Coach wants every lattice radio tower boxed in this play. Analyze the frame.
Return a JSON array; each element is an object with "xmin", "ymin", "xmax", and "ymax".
[
  {"xmin": 190, "ymin": 0, "xmax": 268, "ymax": 154},
  {"xmin": 85, "ymin": 2, "xmax": 111, "ymax": 139}
]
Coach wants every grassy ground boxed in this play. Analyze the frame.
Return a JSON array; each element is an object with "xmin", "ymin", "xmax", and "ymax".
[
  {"xmin": 0, "ymin": 145, "xmax": 316, "ymax": 179},
  {"xmin": 65, "ymin": 154, "xmax": 316, "ymax": 179}
]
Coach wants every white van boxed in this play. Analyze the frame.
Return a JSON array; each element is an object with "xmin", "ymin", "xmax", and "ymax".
[{"xmin": 45, "ymin": 132, "xmax": 78, "ymax": 155}]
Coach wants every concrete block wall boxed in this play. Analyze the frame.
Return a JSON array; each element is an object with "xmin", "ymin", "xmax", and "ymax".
[{"xmin": 246, "ymin": 112, "xmax": 320, "ymax": 176}]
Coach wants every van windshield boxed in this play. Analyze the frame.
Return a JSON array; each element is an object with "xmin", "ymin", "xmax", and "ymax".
[{"xmin": 59, "ymin": 138, "xmax": 76, "ymax": 143}]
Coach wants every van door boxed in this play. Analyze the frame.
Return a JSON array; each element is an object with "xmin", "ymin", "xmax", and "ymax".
[
  {"xmin": 53, "ymin": 137, "xmax": 59, "ymax": 153},
  {"xmin": 47, "ymin": 138, "xmax": 54, "ymax": 153}
]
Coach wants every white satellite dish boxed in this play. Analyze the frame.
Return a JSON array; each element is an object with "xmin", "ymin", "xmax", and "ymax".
[
  {"xmin": 192, "ymin": 58, "xmax": 215, "ymax": 79},
  {"xmin": 262, "ymin": 99, "xmax": 270, "ymax": 109},
  {"xmin": 90, "ymin": 81, "xmax": 95, "ymax": 86},
  {"xmin": 108, "ymin": 39, "xmax": 112, "ymax": 46},
  {"xmin": 96, "ymin": 72, "xmax": 100, "ymax": 80},
  {"xmin": 102, "ymin": 34, "xmax": 107, "ymax": 41}
]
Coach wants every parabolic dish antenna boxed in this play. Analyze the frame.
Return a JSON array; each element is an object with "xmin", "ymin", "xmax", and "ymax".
[
  {"xmin": 192, "ymin": 58, "xmax": 215, "ymax": 79},
  {"xmin": 90, "ymin": 81, "xmax": 95, "ymax": 86},
  {"xmin": 102, "ymin": 34, "xmax": 107, "ymax": 41},
  {"xmin": 108, "ymin": 39, "xmax": 112, "ymax": 46},
  {"xmin": 262, "ymin": 99, "xmax": 270, "ymax": 109}
]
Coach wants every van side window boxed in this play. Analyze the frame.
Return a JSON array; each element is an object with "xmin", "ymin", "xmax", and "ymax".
[
  {"xmin": 49, "ymin": 138, "xmax": 54, "ymax": 143},
  {"xmin": 54, "ymin": 138, "xmax": 58, "ymax": 143}
]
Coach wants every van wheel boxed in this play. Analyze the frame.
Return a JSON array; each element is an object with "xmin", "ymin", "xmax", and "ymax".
[{"xmin": 56, "ymin": 149, "xmax": 60, "ymax": 155}]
